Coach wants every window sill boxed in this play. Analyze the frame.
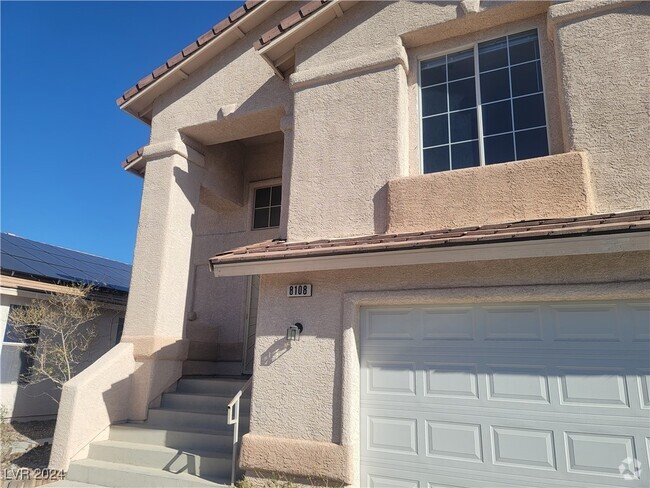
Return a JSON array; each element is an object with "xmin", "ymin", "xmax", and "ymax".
[{"xmin": 388, "ymin": 152, "xmax": 593, "ymax": 233}]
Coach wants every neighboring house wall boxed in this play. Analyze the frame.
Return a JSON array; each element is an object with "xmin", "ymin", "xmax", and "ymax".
[{"xmin": 0, "ymin": 288, "xmax": 125, "ymax": 420}]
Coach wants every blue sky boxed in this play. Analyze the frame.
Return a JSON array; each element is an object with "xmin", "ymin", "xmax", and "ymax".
[{"xmin": 1, "ymin": 1, "xmax": 240, "ymax": 264}]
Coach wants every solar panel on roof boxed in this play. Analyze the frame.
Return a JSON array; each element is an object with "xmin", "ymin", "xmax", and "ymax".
[{"xmin": 0, "ymin": 233, "xmax": 132, "ymax": 292}]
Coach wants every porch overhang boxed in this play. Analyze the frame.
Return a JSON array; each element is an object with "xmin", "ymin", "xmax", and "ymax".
[{"xmin": 208, "ymin": 210, "xmax": 650, "ymax": 277}]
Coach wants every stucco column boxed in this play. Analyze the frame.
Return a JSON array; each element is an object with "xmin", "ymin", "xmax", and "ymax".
[
  {"xmin": 548, "ymin": 1, "xmax": 650, "ymax": 213},
  {"xmin": 286, "ymin": 44, "xmax": 410, "ymax": 242},
  {"xmin": 122, "ymin": 134, "xmax": 205, "ymax": 418},
  {"xmin": 279, "ymin": 113, "xmax": 294, "ymax": 240}
]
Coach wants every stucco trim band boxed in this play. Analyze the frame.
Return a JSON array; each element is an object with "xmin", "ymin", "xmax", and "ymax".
[
  {"xmin": 239, "ymin": 433, "xmax": 354, "ymax": 484},
  {"xmin": 547, "ymin": 0, "xmax": 642, "ymax": 39},
  {"xmin": 289, "ymin": 43, "xmax": 409, "ymax": 91},
  {"xmin": 141, "ymin": 136, "xmax": 205, "ymax": 167}
]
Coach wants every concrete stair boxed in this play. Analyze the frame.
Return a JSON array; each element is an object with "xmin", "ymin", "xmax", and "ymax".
[{"xmin": 61, "ymin": 376, "xmax": 251, "ymax": 487}]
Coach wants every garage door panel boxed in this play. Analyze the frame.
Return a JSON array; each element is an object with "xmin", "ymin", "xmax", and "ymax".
[
  {"xmin": 366, "ymin": 415, "xmax": 419, "ymax": 456},
  {"xmin": 425, "ymin": 363, "xmax": 479, "ymax": 399},
  {"xmin": 426, "ymin": 420, "xmax": 483, "ymax": 463},
  {"xmin": 365, "ymin": 309, "xmax": 418, "ymax": 341},
  {"xmin": 482, "ymin": 306, "xmax": 543, "ymax": 341},
  {"xmin": 631, "ymin": 305, "xmax": 650, "ymax": 341},
  {"xmin": 422, "ymin": 308, "xmax": 475, "ymax": 341},
  {"xmin": 366, "ymin": 361, "xmax": 417, "ymax": 396},
  {"xmin": 491, "ymin": 426, "xmax": 556, "ymax": 470},
  {"xmin": 486, "ymin": 365, "xmax": 550, "ymax": 403},
  {"xmin": 565, "ymin": 432, "xmax": 637, "ymax": 477},
  {"xmin": 550, "ymin": 304, "xmax": 621, "ymax": 342},
  {"xmin": 361, "ymin": 302, "xmax": 650, "ymax": 487},
  {"xmin": 558, "ymin": 367, "xmax": 629, "ymax": 407}
]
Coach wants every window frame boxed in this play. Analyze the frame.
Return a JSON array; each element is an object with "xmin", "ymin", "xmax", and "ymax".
[
  {"xmin": 417, "ymin": 28, "xmax": 551, "ymax": 174},
  {"xmin": 2, "ymin": 303, "xmax": 40, "ymax": 384},
  {"xmin": 249, "ymin": 178, "xmax": 283, "ymax": 231}
]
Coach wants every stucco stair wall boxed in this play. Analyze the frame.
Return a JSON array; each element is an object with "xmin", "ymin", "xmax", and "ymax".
[{"xmin": 61, "ymin": 377, "xmax": 250, "ymax": 487}]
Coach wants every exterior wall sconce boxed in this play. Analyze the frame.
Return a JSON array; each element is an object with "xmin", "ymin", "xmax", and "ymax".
[{"xmin": 287, "ymin": 322, "xmax": 303, "ymax": 341}]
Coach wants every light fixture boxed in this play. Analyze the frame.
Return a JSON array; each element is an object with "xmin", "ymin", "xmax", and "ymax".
[{"xmin": 286, "ymin": 322, "xmax": 303, "ymax": 341}]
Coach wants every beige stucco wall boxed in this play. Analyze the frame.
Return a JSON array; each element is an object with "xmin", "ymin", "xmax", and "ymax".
[
  {"xmin": 0, "ymin": 290, "xmax": 125, "ymax": 420},
  {"xmin": 387, "ymin": 151, "xmax": 594, "ymax": 232},
  {"xmin": 149, "ymin": 3, "xmax": 299, "ymax": 145},
  {"xmin": 245, "ymin": 251, "xmax": 650, "ymax": 483},
  {"xmin": 549, "ymin": 1, "xmax": 650, "ymax": 213},
  {"xmin": 287, "ymin": 63, "xmax": 409, "ymax": 240},
  {"xmin": 105, "ymin": 0, "xmax": 650, "ymax": 483},
  {"xmin": 127, "ymin": 1, "xmax": 649, "ymax": 361},
  {"xmin": 188, "ymin": 139, "xmax": 283, "ymax": 357},
  {"xmin": 50, "ymin": 342, "xmax": 135, "ymax": 471}
]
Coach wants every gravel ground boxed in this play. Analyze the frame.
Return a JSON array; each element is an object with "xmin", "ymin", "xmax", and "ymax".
[{"xmin": 6, "ymin": 420, "xmax": 56, "ymax": 471}]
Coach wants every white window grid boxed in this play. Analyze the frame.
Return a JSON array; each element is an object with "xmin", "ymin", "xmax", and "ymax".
[
  {"xmin": 252, "ymin": 184, "xmax": 282, "ymax": 230},
  {"xmin": 418, "ymin": 29, "xmax": 551, "ymax": 173}
]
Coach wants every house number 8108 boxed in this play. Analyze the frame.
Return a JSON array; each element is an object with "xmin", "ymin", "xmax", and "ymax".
[{"xmin": 287, "ymin": 284, "xmax": 312, "ymax": 297}]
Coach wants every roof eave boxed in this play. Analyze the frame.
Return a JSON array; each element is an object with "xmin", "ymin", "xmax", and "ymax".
[
  {"xmin": 121, "ymin": 147, "xmax": 145, "ymax": 177},
  {"xmin": 119, "ymin": 1, "xmax": 288, "ymax": 124},
  {"xmin": 210, "ymin": 231, "xmax": 650, "ymax": 277},
  {"xmin": 256, "ymin": 0, "xmax": 359, "ymax": 78}
]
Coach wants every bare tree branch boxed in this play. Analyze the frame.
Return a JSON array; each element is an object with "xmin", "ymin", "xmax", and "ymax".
[{"xmin": 7, "ymin": 283, "xmax": 101, "ymax": 401}]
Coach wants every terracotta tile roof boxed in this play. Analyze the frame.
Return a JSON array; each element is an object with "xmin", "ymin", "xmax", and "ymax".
[
  {"xmin": 254, "ymin": 0, "xmax": 330, "ymax": 50},
  {"xmin": 116, "ymin": 0, "xmax": 266, "ymax": 107},
  {"xmin": 210, "ymin": 210, "xmax": 650, "ymax": 265},
  {"xmin": 121, "ymin": 147, "xmax": 144, "ymax": 169}
]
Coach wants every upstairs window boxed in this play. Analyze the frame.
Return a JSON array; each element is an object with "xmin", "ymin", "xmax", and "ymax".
[
  {"xmin": 420, "ymin": 29, "xmax": 549, "ymax": 174},
  {"xmin": 253, "ymin": 185, "xmax": 281, "ymax": 229}
]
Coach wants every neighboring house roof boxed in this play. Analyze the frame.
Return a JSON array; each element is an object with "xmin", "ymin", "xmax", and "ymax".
[
  {"xmin": 0, "ymin": 233, "xmax": 132, "ymax": 293},
  {"xmin": 210, "ymin": 210, "xmax": 650, "ymax": 267}
]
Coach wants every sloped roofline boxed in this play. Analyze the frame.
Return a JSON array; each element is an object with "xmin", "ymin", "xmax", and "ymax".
[
  {"xmin": 116, "ymin": 1, "xmax": 352, "ymax": 123},
  {"xmin": 116, "ymin": 0, "xmax": 265, "ymax": 110}
]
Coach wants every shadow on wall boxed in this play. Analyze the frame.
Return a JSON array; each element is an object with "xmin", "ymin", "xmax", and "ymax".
[
  {"xmin": 1, "ymin": 343, "xmax": 63, "ymax": 420},
  {"xmin": 172, "ymin": 163, "xmax": 200, "ymax": 343},
  {"xmin": 260, "ymin": 338, "xmax": 292, "ymax": 366}
]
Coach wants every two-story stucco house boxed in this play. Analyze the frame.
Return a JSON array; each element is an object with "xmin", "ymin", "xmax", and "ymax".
[{"xmin": 49, "ymin": 1, "xmax": 649, "ymax": 487}]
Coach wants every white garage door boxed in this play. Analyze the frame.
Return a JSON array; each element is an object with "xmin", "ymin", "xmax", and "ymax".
[{"xmin": 360, "ymin": 302, "xmax": 650, "ymax": 488}]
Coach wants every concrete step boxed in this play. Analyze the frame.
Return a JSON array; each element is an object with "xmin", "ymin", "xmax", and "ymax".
[
  {"xmin": 161, "ymin": 392, "xmax": 251, "ymax": 413},
  {"xmin": 66, "ymin": 459, "xmax": 227, "ymax": 487},
  {"xmin": 176, "ymin": 377, "xmax": 250, "ymax": 396},
  {"xmin": 109, "ymin": 424, "xmax": 233, "ymax": 452},
  {"xmin": 182, "ymin": 361, "xmax": 243, "ymax": 376},
  {"xmin": 146, "ymin": 408, "xmax": 249, "ymax": 433},
  {"xmin": 88, "ymin": 440, "xmax": 231, "ymax": 477}
]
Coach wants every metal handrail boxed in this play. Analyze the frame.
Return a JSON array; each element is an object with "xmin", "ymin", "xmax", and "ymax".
[{"xmin": 227, "ymin": 377, "xmax": 253, "ymax": 486}]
